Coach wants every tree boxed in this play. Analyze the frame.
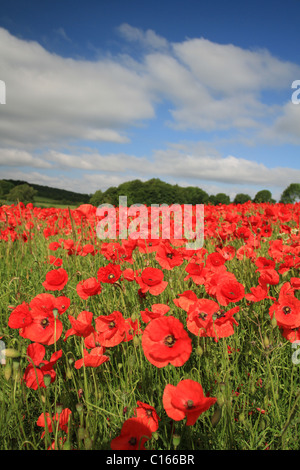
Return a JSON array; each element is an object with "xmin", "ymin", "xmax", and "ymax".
[
  {"xmin": 7, "ymin": 183, "xmax": 37, "ymax": 204},
  {"xmin": 0, "ymin": 180, "xmax": 14, "ymax": 198},
  {"xmin": 89, "ymin": 190, "xmax": 104, "ymax": 207},
  {"xmin": 280, "ymin": 183, "xmax": 300, "ymax": 204},
  {"xmin": 233, "ymin": 193, "xmax": 252, "ymax": 204},
  {"xmin": 253, "ymin": 190, "xmax": 272, "ymax": 203},
  {"xmin": 215, "ymin": 193, "xmax": 230, "ymax": 205}
]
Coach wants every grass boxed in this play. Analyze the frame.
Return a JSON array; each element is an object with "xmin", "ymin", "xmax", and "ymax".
[{"xmin": 0, "ymin": 202, "xmax": 299, "ymax": 450}]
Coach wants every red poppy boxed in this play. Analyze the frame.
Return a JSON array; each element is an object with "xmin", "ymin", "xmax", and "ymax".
[
  {"xmin": 48, "ymin": 255, "xmax": 63, "ymax": 267},
  {"xmin": 173, "ymin": 290, "xmax": 198, "ymax": 312},
  {"xmin": 137, "ymin": 238, "xmax": 161, "ymax": 254},
  {"xmin": 123, "ymin": 318, "xmax": 143, "ymax": 342},
  {"xmin": 36, "ymin": 408, "xmax": 72, "ymax": 439},
  {"xmin": 64, "ymin": 311, "xmax": 95, "ymax": 341},
  {"xmin": 74, "ymin": 346, "xmax": 109, "ymax": 369},
  {"xmin": 97, "ymin": 263, "xmax": 122, "ymax": 284},
  {"xmin": 134, "ymin": 401, "xmax": 160, "ymax": 432},
  {"xmin": 155, "ymin": 242, "xmax": 183, "ymax": 270},
  {"xmin": 141, "ymin": 315, "xmax": 192, "ymax": 368},
  {"xmin": 23, "ymin": 342, "xmax": 62, "ymax": 390},
  {"xmin": 20, "ymin": 308, "xmax": 63, "ymax": 345},
  {"xmin": 186, "ymin": 298, "xmax": 220, "ymax": 338},
  {"xmin": 204, "ymin": 267, "xmax": 236, "ymax": 298},
  {"xmin": 95, "ymin": 311, "xmax": 126, "ymax": 347},
  {"xmin": 163, "ymin": 379, "xmax": 217, "ymax": 426},
  {"xmin": 8, "ymin": 302, "xmax": 33, "ymax": 330},
  {"xmin": 269, "ymin": 294, "xmax": 300, "ymax": 330},
  {"xmin": 245, "ymin": 285, "xmax": 276, "ymax": 303},
  {"xmin": 215, "ymin": 278, "xmax": 245, "ymax": 306},
  {"xmin": 110, "ymin": 417, "xmax": 152, "ymax": 450},
  {"xmin": 76, "ymin": 277, "xmax": 101, "ymax": 300},
  {"xmin": 12, "ymin": 294, "xmax": 65, "ymax": 345},
  {"xmin": 140, "ymin": 303, "xmax": 170, "ymax": 323},
  {"xmin": 42, "ymin": 268, "xmax": 68, "ymax": 291},
  {"xmin": 258, "ymin": 268, "xmax": 280, "ymax": 288},
  {"xmin": 48, "ymin": 241, "xmax": 61, "ymax": 251},
  {"xmin": 217, "ymin": 245, "xmax": 235, "ymax": 261},
  {"xmin": 206, "ymin": 252, "xmax": 227, "ymax": 270},
  {"xmin": 184, "ymin": 261, "xmax": 208, "ymax": 285},
  {"xmin": 136, "ymin": 267, "xmax": 168, "ymax": 296}
]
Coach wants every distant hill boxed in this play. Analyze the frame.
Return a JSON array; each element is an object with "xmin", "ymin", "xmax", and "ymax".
[{"xmin": 1, "ymin": 179, "xmax": 91, "ymax": 204}]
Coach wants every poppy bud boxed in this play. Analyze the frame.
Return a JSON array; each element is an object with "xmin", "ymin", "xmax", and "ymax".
[
  {"xmin": 77, "ymin": 427, "xmax": 85, "ymax": 440},
  {"xmin": 259, "ymin": 417, "xmax": 266, "ymax": 431},
  {"xmin": 211, "ymin": 407, "xmax": 222, "ymax": 427},
  {"xmin": 3, "ymin": 348, "xmax": 20, "ymax": 358},
  {"xmin": 271, "ymin": 316, "xmax": 277, "ymax": 329},
  {"xmin": 172, "ymin": 434, "xmax": 181, "ymax": 448},
  {"xmin": 239, "ymin": 413, "xmax": 245, "ymax": 423},
  {"xmin": 196, "ymin": 345, "xmax": 204, "ymax": 357},
  {"xmin": 263, "ymin": 335, "xmax": 270, "ymax": 349},
  {"xmin": 43, "ymin": 374, "xmax": 51, "ymax": 387},
  {"xmin": 56, "ymin": 403, "xmax": 63, "ymax": 414},
  {"xmin": 84, "ymin": 437, "xmax": 93, "ymax": 450},
  {"xmin": 133, "ymin": 335, "xmax": 140, "ymax": 347},
  {"xmin": 4, "ymin": 363, "xmax": 12, "ymax": 381},
  {"xmin": 63, "ymin": 440, "xmax": 71, "ymax": 450},
  {"xmin": 217, "ymin": 394, "xmax": 225, "ymax": 407},
  {"xmin": 76, "ymin": 403, "xmax": 84, "ymax": 414}
]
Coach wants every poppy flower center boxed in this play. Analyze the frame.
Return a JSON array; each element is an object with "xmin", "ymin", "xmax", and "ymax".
[
  {"xmin": 146, "ymin": 409, "xmax": 152, "ymax": 417},
  {"xmin": 109, "ymin": 321, "xmax": 115, "ymax": 329},
  {"xmin": 167, "ymin": 253, "xmax": 173, "ymax": 259},
  {"xmin": 164, "ymin": 334, "xmax": 176, "ymax": 347},
  {"xmin": 108, "ymin": 273, "xmax": 115, "ymax": 280},
  {"xmin": 282, "ymin": 306, "xmax": 291, "ymax": 315},
  {"xmin": 40, "ymin": 318, "xmax": 50, "ymax": 329},
  {"xmin": 186, "ymin": 399, "xmax": 194, "ymax": 409},
  {"xmin": 216, "ymin": 309, "xmax": 226, "ymax": 319},
  {"xmin": 198, "ymin": 311, "xmax": 208, "ymax": 320},
  {"xmin": 128, "ymin": 437, "xmax": 137, "ymax": 446}
]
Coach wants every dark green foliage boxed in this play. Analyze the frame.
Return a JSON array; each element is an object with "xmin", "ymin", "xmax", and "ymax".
[
  {"xmin": 280, "ymin": 183, "xmax": 300, "ymax": 204},
  {"xmin": 1, "ymin": 179, "xmax": 90, "ymax": 204},
  {"xmin": 253, "ymin": 190, "xmax": 273, "ymax": 203},
  {"xmin": 233, "ymin": 193, "xmax": 252, "ymax": 204},
  {"xmin": 7, "ymin": 183, "xmax": 37, "ymax": 204}
]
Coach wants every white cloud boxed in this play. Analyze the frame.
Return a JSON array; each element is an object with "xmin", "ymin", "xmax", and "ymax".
[
  {"xmin": 0, "ymin": 27, "xmax": 155, "ymax": 149},
  {"xmin": 117, "ymin": 23, "xmax": 169, "ymax": 51},
  {"xmin": 0, "ymin": 148, "xmax": 52, "ymax": 168}
]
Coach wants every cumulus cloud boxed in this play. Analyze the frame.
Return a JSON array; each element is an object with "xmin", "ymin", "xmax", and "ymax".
[
  {"xmin": 117, "ymin": 23, "xmax": 169, "ymax": 52},
  {"xmin": 0, "ymin": 27, "xmax": 154, "ymax": 148}
]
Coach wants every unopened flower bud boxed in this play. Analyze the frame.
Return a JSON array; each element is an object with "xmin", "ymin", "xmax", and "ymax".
[
  {"xmin": 43, "ymin": 374, "xmax": 51, "ymax": 387},
  {"xmin": 211, "ymin": 407, "xmax": 222, "ymax": 428},
  {"xmin": 84, "ymin": 437, "xmax": 93, "ymax": 450},
  {"xmin": 4, "ymin": 363, "xmax": 12, "ymax": 381},
  {"xmin": 172, "ymin": 434, "xmax": 181, "ymax": 448},
  {"xmin": 3, "ymin": 348, "xmax": 20, "ymax": 358}
]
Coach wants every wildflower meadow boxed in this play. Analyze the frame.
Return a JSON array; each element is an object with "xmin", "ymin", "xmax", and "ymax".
[{"xmin": 0, "ymin": 200, "xmax": 299, "ymax": 451}]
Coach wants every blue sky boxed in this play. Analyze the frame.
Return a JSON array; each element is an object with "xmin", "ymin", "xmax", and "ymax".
[{"xmin": 0, "ymin": 0, "xmax": 300, "ymax": 201}]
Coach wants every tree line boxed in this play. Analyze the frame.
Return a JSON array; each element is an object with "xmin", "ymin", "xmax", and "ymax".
[
  {"xmin": 1, "ymin": 178, "xmax": 299, "ymax": 206},
  {"xmin": 89, "ymin": 178, "xmax": 300, "ymax": 207}
]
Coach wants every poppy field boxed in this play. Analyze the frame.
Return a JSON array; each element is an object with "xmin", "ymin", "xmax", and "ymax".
[{"xmin": 0, "ymin": 200, "xmax": 300, "ymax": 451}]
